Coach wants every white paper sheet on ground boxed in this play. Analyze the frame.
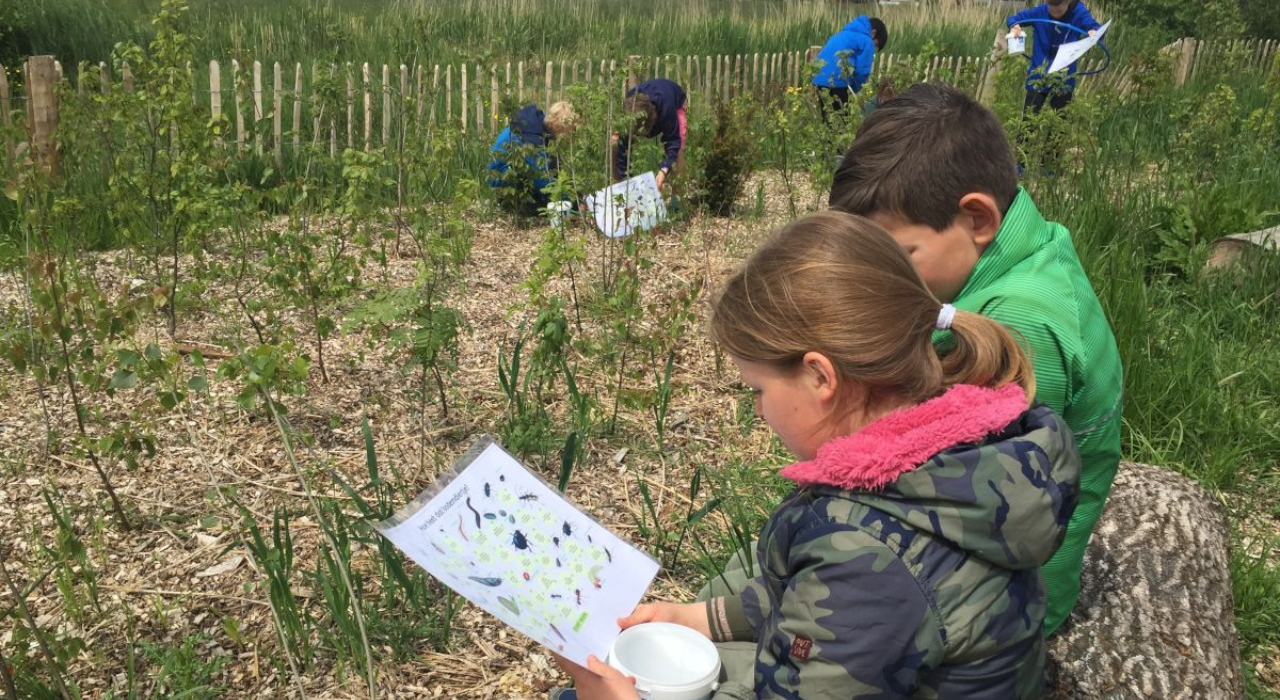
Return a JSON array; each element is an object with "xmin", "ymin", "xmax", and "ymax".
[
  {"xmin": 1048, "ymin": 20, "xmax": 1111, "ymax": 74},
  {"xmin": 376, "ymin": 437, "xmax": 660, "ymax": 666},
  {"xmin": 585, "ymin": 171, "xmax": 668, "ymax": 238}
]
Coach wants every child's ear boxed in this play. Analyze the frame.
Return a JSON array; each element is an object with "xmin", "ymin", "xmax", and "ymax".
[
  {"xmin": 958, "ymin": 193, "xmax": 1003, "ymax": 252},
  {"xmin": 801, "ymin": 351, "xmax": 840, "ymax": 403}
]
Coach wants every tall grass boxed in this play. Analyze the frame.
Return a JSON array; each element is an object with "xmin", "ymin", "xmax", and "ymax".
[{"xmin": 6, "ymin": 0, "xmax": 1004, "ymax": 69}]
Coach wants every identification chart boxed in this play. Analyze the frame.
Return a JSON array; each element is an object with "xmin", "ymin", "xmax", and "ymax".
[
  {"xmin": 376, "ymin": 437, "xmax": 659, "ymax": 665},
  {"xmin": 1048, "ymin": 20, "xmax": 1112, "ymax": 74},
  {"xmin": 585, "ymin": 171, "xmax": 667, "ymax": 238}
]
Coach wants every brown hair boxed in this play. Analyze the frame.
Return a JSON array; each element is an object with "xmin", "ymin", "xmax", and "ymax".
[
  {"xmin": 711, "ymin": 211, "xmax": 1034, "ymax": 411},
  {"xmin": 829, "ymin": 83, "xmax": 1019, "ymax": 231},
  {"xmin": 624, "ymin": 92, "xmax": 658, "ymax": 137}
]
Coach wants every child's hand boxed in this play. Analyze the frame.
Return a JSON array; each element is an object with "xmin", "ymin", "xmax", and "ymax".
[
  {"xmin": 654, "ymin": 170, "xmax": 666, "ymax": 191},
  {"xmin": 1088, "ymin": 29, "xmax": 1097, "ymax": 36},
  {"xmin": 619, "ymin": 602, "xmax": 712, "ymax": 639},
  {"xmin": 552, "ymin": 653, "xmax": 641, "ymax": 700},
  {"xmin": 1010, "ymin": 24, "xmax": 1023, "ymax": 38}
]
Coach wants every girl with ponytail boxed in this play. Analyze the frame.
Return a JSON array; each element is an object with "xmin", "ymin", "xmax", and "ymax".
[{"xmin": 552, "ymin": 211, "xmax": 1080, "ymax": 700}]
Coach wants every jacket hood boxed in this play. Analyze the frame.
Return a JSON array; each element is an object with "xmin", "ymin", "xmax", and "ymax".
[
  {"xmin": 511, "ymin": 104, "xmax": 547, "ymax": 146},
  {"xmin": 843, "ymin": 15, "xmax": 872, "ymax": 37},
  {"xmin": 783, "ymin": 383, "xmax": 1080, "ymax": 571}
]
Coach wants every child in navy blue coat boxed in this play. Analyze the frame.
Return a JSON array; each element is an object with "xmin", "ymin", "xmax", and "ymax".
[
  {"xmin": 612, "ymin": 79, "xmax": 686, "ymax": 192},
  {"xmin": 487, "ymin": 101, "xmax": 578, "ymax": 215}
]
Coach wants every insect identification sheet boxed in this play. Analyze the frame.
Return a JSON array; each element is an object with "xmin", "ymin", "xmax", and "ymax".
[
  {"xmin": 376, "ymin": 437, "xmax": 660, "ymax": 665},
  {"xmin": 585, "ymin": 171, "xmax": 668, "ymax": 238},
  {"xmin": 1047, "ymin": 20, "xmax": 1112, "ymax": 74}
]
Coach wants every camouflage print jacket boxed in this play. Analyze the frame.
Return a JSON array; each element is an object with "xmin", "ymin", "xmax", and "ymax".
[{"xmin": 706, "ymin": 383, "xmax": 1080, "ymax": 700}]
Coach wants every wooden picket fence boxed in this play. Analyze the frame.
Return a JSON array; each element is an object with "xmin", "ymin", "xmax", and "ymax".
[{"xmin": 2, "ymin": 36, "xmax": 1278, "ymax": 167}]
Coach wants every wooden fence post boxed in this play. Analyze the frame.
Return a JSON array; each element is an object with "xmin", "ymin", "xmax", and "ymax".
[
  {"xmin": 252, "ymin": 60, "xmax": 263, "ymax": 154},
  {"xmin": 292, "ymin": 63, "xmax": 302, "ymax": 153},
  {"xmin": 209, "ymin": 61, "xmax": 222, "ymax": 147},
  {"xmin": 272, "ymin": 61, "xmax": 282, "ymax": 163},
  {"xmin": 465, "ymin": 63, "xmax": 476, "ymax": 135},
  {"xmin": 25, "ymin": 56, "xmax": 59, "ymax": 173},
  {"xmin": 362, "ymin": 62, "xmax": 372, "ymax": 149},
  {"xmin": 0, "ymin": 62, "xmax": 11, "ymax": 162},
  {"xmin": 382, "ymin": 63, "xmax": 391, "ymax": 147},
  {"xmin": 1175, "ymin": 38, "xmax": 1197, "ymax": 86},
  {"xmin": 232, "ymin": 59, "xmax": 245, "ymax": 150}
]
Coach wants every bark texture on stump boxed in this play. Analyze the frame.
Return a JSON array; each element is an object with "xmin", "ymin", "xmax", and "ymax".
[{"xmin": 1046, "ymin": 462, "xmax": 1243, "ymax": 699}]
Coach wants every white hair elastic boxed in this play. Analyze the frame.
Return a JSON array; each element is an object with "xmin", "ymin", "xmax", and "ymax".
[{"xmin": 935, "ymin": 304, "xmax": 957, "ymax": 331}]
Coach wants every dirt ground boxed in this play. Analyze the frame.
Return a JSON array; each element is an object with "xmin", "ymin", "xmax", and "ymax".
[
  {"xmin": 0, "ymin": 173, "xmax": 828, "ymax": 698},
  {"xmin": 2, "ymin": 171, "xmax": 1276, "ymax": 697}
]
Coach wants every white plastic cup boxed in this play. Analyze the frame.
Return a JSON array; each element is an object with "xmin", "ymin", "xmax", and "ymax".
[
  {"xmin": 607, "ymin": 622, "xmax": 721, "ymax": 700},
  {"xmin": 1007, "ymin": 33, "xmax": 1027, "ymax": 55}
]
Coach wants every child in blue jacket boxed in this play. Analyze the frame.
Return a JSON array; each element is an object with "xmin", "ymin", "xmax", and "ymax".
[
  {"xmin": 811, "ymin": 15, "xmax": 887, "ymax": 123},
  {"xmin": 1008, "ymin": 0, "xmax": 1101, "ymax": 113},
  {"xmin": 487, "ymin": 101, "xmax": 577, "ymax": 215}
]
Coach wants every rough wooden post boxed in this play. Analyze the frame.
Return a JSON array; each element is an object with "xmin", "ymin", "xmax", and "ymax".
[
  {"xmin": 490, "ymin": 65, "xmax": 498, "ymax": 133},
  {"xmin": 544, "ymin": 61, "xmax": 553, "ymax": 107},
  {"xmin": 400, "ymin": 64, "xmax": 408, "ymax": 145},
  {"xmin": 978, "ymin": 29, "xmax": 1008, "ymax": 106},
  {"xmin": 415, "ymin": 65, "xmax": 424, "ymax": 135},
  {"xmin": 25, "ymin": 56, "xmax": 59, "ymax": 172},
  {"xmin": 1175, "ymin": 38, "xmax": 1197, "ymax": 87},
  {"xmin": 252, "ymin": 60, "xmax": 263, "ymax": 154},
  {"xmin": 272, "ymin": 62, "xmax": 282, "ymax": 163},
  {"xmin": 311, "ymin": 63, "xmax": 322, "ymax": 148},
  {"xmin": 559, "ymin": 60, "xmax": 567, "ymax": 101},
  {"xmin": 99, "ymin": 61, "xmax": 111, "ymax": 93},
  {"xmin": 0, "ymin": 62, "xmax": 11, "ymax": 162},
  {"xmin": 362, "ymin": 62, "xmax": 372, "ymax": 149},
  {"xmin": 232, "ymin": 59, "xmax": 245, "ymax": 150},
  {"xmin": 209, "ymin": 61, "xmax": 222, "ymax": 147},
  {"xmin": 465, "ymin": 63, "xmax": 476, "ymax": 135},
  {"xmin": 329, "ymin": 64, "xmax": 338, "ymax": 155},
  {"xmin": 518, "ymin": 61, "xmax": 525, "ymax": 102},
  {"xmin": 382, "ymin": 63, "xmax": 391, "ymax": 147},
  {"xmin": 346, "ymin": 64, "xmax": 355, "ymax": 149},
  {"xmin": 444, "ymin": 64, "xmax": 452, "ymax": 126},
  {"xmin": 122, "ymin": 61, "xmax": 134, "ymax": 92},
  {"xmin": 292, "ymin": 63, "xmax": 302, "ymax": 153}
]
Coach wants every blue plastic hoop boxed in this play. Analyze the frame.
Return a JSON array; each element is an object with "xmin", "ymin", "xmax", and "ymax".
[{"xmin": 1012, "ymin": 18, "xmax": 1112, "ymax": 76}]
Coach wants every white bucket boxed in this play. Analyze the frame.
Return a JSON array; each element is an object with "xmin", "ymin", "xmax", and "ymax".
[
  {"xmin": 1007, "ymin": 33, "xmax": 1027, "ymax": 55},
  {"xmin": 546, "ymin": 200, "xmax": 573, "ymax": 230},
  {"xmin": 607, "ymin": 622, "xmax": 721, "ymax": 700}
]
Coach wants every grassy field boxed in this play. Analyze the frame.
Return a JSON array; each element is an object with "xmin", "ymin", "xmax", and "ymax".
[
  {"xmin": 4, "ymin": 0, "xmax": 1007, "ymax": 69},
  {"xmin": 1, "ymin": 1, "xmax": 1279, "ymax": 697}
]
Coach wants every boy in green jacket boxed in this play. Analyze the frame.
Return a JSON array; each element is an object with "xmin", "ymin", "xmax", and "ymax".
[{"xmin": 828, "ymin": 83, "xmax": 1121, "ymax": 635}]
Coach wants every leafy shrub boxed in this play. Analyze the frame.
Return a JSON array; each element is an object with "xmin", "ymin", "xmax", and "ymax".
[{"xmin": 700, "ymin": 98, "xmax": 755, "ymax": 217}]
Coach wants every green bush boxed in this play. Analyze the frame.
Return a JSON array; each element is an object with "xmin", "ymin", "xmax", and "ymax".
[{"xmin": 1107, "ymin": 0, "xmax": 1244, "ymax": 40}]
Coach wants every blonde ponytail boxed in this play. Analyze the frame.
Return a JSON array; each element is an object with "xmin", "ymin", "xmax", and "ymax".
[{"xmin": 938, "ymin": 310, "xmax": 1036, "ymax": 398}]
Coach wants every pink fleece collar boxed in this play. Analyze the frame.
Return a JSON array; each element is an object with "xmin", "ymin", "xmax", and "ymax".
[{"xmin": 780, "ymin": 383, "xmax": 1029, "ymax": 491}]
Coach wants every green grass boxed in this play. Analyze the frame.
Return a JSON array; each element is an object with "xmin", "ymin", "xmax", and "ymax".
[{"xmin": 4, "ymin": 0, "xmax": 1002, "ymax": 70}]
